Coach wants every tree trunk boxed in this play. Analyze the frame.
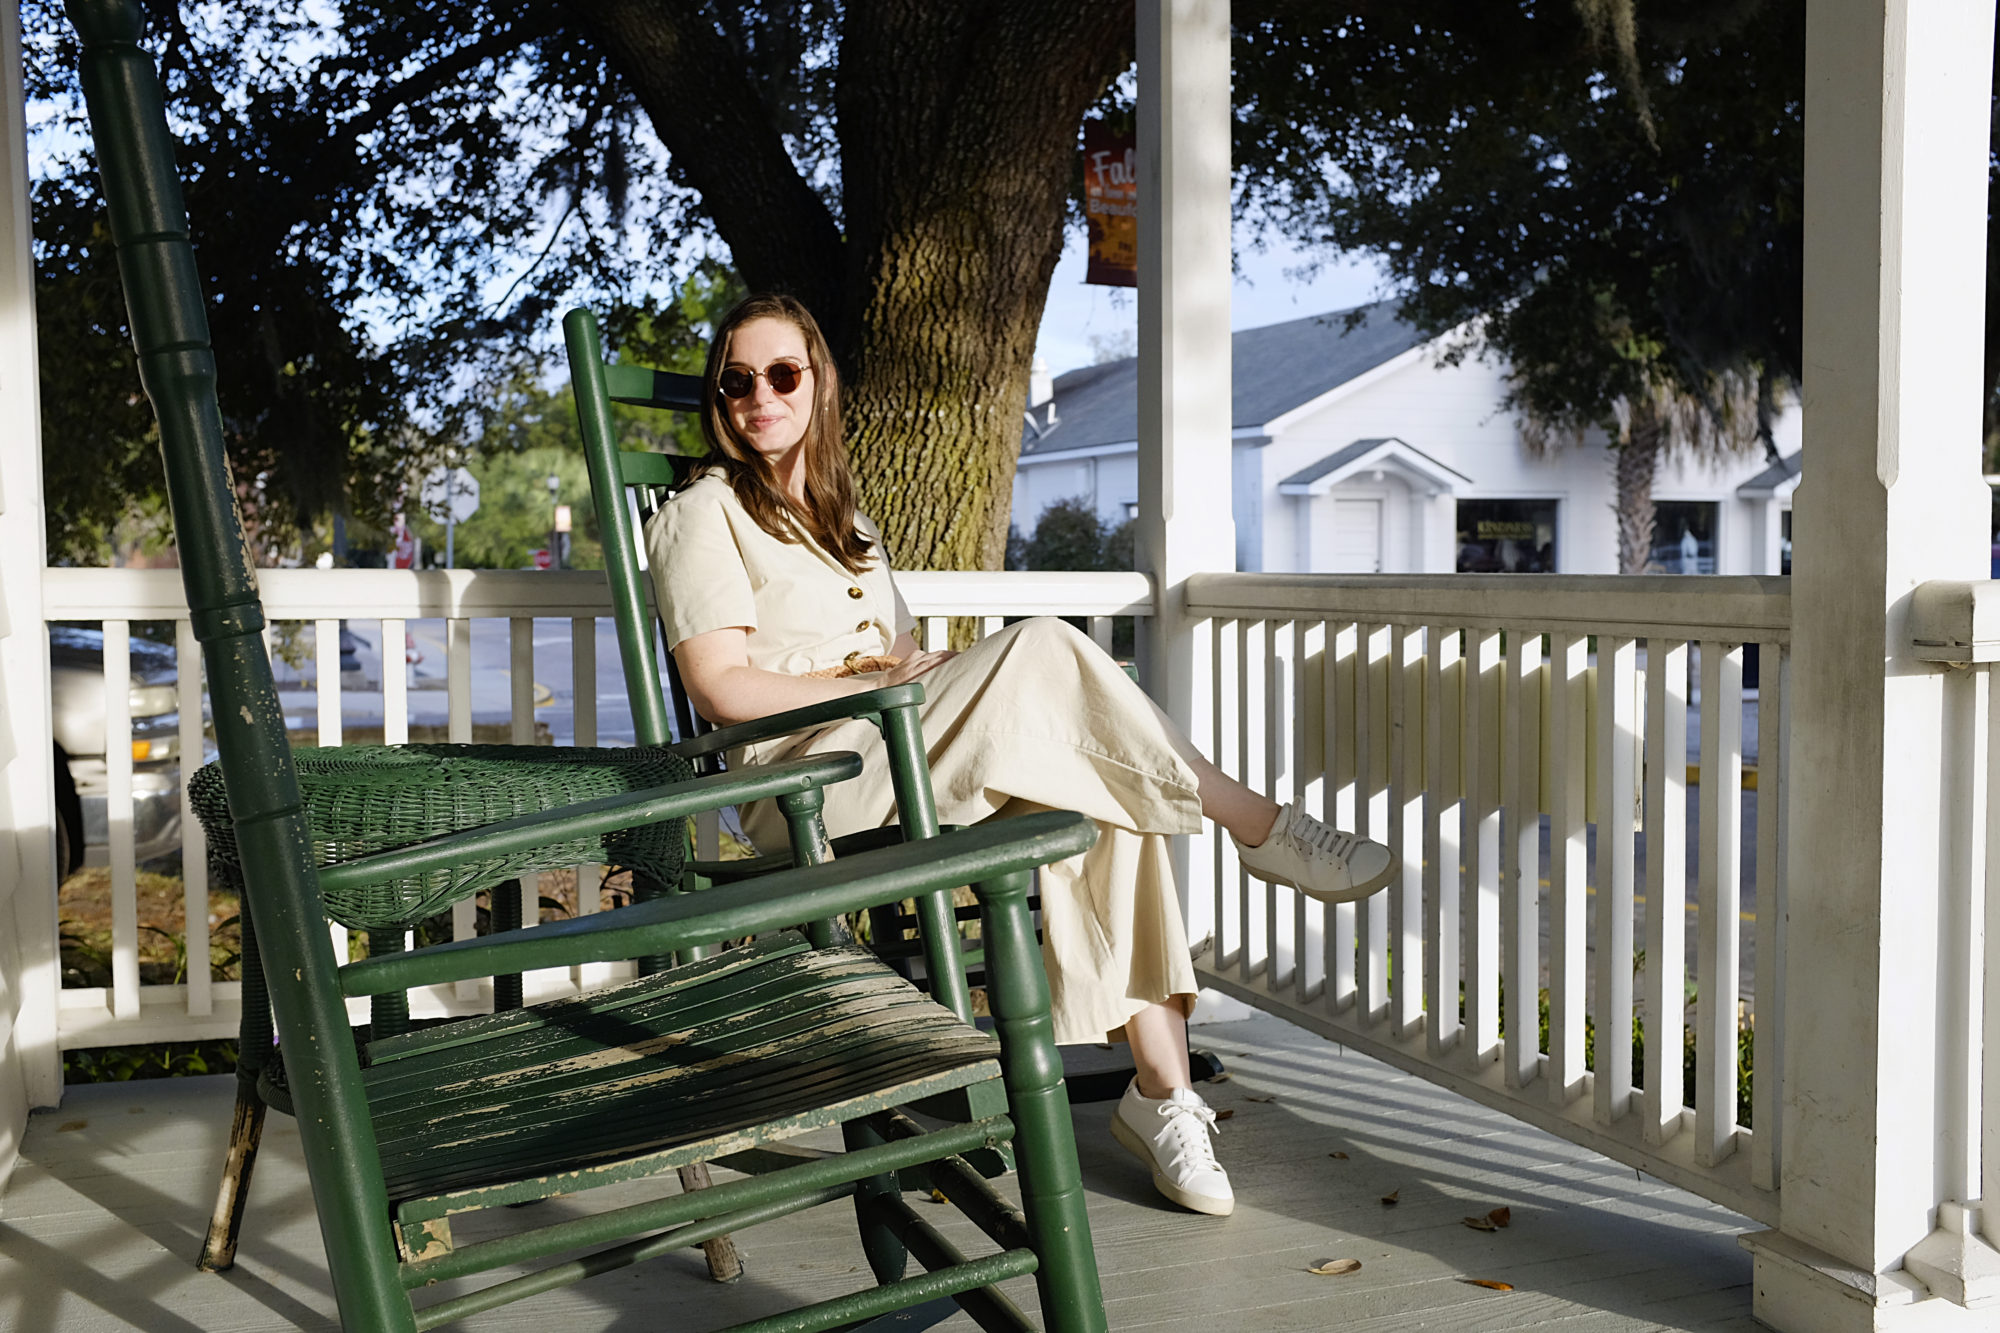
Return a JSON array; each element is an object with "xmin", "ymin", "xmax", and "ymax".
[
  {"xmin": 1613, "ymin": 401, "xmax": 1664, "ymax": 574},
  {"xmin": 561, "ymin": 2, "xmax": 1136, "ymax": 570}
]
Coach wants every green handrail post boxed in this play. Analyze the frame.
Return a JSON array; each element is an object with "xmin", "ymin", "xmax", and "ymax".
[
  {"xmin": 64, "ymin": 1, "xmax": 411, "ymax": 1325},
  {"xmin": 563, "ymin": 307, "xmax": 676, "ymax": 751}
]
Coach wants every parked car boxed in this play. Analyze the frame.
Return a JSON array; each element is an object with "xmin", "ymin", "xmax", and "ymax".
[{"xmin": 48, "ymin": 626, "xmax": 189, "ymax": 880}]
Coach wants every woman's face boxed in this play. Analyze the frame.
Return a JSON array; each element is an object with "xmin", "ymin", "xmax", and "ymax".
[{"xmin": 720, "ymin": 316, "xmax": 815, "ymax": 467}]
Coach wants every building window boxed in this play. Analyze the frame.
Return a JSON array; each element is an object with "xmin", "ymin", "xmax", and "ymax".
[
  {"xmin": 1652, "ymin": 500, "xmax": 1718, "ymax": 574},
  {"xmin": 1781, "ymin": 509, "xmax": 1793, "ymax": 576},
  {"xmin": 1456, "ymin": 498, "xmax": 1558, "ymax": 572}
]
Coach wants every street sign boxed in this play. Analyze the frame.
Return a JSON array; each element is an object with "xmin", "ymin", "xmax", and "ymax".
[{"xmin": 419, "ymin": 466, "xmax": 480, "ymax": 525}]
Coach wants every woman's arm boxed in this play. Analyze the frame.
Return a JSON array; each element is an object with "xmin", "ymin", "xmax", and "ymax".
[{"xmin": 674, "ymin": 627, "xmax": 955, "ymax": 729}]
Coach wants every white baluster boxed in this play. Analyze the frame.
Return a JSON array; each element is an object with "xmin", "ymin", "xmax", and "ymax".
[
  {"xmin": 104, "ymin": 620, "xmax": 138, "ymax": 1020},
  {"xmin": 1214, "ymin": 617, "xmax": 1242, "ymax": 974},
  {"xmin": 382, "ymin": 617, "xmax": 408, "ymax": 745},
  {"xmin": 1390, "ymin": 623, "xmax": 1425, "ymax": 1036},
  {"xmin": 1266, "ymin": 618, "xmax": 1296, "ymax": 994},
  {"xmin": 1503, "ymin": 630, "xmax": 1542, "ymax": 1088},
  {"xmin": 1425, "ymin": 624, "xmax": 1462, "ymax": 1059},
  {"xmin": 1593, "ymin": 636, "xmax": 1638, "ymax": 1125},
  {"xmin": 1751, "ymin": 641, "xmax": 1787, "ymax": 1190},
  {"xmin": 1329, "ymin": 622, "xmax": 1359, "ymax": 1011},
  {"xmin": 1358, "ymin": 623, "xmax": 1391, "ymax": 1022},
  {"xmin": 1547, "ymin": 632, "xmax": 1588, "ymax": 1102},
  {"xmin": 1464, "ymin": 627, "xmax": 1502, "ymax": 1064},
  {"xmin": 1242, "ymin": 618, "xmax": 1269, "ymax": 985},
  {"xmin": 1296, "ymin": 617, "xmax": 1328, "ymax": 1004},
  {"xmin": 177, "ymin": 621, "xmax": 211, "ymax": 1018},
  {"xmin": 1696, "ymin": 641, "xmax": 1744, "ymax": 1166},
  {"xmin": 1643, "ymin": 639, "xmax": 1690, "ymax": 1144},
  {"xmin": 510, "ymin": 617, "xmax": 534, "ymax": 745}
]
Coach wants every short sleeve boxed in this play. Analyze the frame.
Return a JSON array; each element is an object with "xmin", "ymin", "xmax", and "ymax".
[{"xmin": 645, "ymin": 489, "xmax": 758, "ymax": 649}]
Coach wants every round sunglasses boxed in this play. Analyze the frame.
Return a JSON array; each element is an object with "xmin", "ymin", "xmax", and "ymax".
[{"xmin": 718, "ymin": 360, "xmax": 812, "ymax": 400}]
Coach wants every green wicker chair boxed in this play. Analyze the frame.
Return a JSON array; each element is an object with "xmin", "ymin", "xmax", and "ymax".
[
  {"xmin": 66, "ymin": 1, "xmax": 1109, "ymax": 1328},
  {"xmin": 189, "ymin": 741, "xmax": 757, "ymax": 1278}
]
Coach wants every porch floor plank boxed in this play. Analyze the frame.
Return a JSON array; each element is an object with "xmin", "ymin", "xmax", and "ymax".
[{"xmin": 0, "ymin": 1011, "xmax": 1759, "ymax": 1331}]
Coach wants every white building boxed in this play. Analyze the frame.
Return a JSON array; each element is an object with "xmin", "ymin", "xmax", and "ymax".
[{"xmin": 1015, "ymin": 301, "xmax": 1804, "ymax": 576}]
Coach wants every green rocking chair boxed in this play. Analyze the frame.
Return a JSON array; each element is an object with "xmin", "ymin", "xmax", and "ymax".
[{"xmin": 66, "ymin": 1, "xmax": 1109, "ymax": 1329}]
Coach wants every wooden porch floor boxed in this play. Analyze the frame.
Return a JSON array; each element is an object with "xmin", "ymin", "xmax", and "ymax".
[{"xmin": 0, "ymin": 1011, "xmax": 1759, "ymax": 1332}]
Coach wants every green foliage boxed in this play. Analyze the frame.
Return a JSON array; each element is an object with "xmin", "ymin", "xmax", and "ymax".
[
  {"xmin": 1485, "ymin": 962, "xmax": 1756, "ymax": 1129},
  {"xmin": 24, "ymin": 1, "xmax": 733, "ymax": 560},
  {"xmin": 403, "ymin": 269, "xmax": 736, "ymax": 570},
  {"xmin": 1009, "ymin": 496, "xmax": 1136, "ymax": 573},
  {"xmin": 1233, "ymin": 1, "xmax": 1804, "ymax": 446},
  {"xmin": 64, "ymin": 1039, "xmax": 238, "ymax": 1084}
]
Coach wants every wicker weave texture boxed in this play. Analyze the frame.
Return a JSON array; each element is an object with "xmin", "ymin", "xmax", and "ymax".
[{"xmin": 188, "ymin": 744, "xmax": 694, "ymax": 928}]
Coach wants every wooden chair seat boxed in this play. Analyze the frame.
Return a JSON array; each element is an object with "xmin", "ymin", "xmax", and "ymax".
[{"xmin": 364, "ymin": 935, "xmax": 998, "ymax": 1217}]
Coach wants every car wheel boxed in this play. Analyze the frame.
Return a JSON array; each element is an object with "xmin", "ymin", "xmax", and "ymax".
[{"xmin": 51, "ymin": 745, "xmax": 83, "ymax": 883}]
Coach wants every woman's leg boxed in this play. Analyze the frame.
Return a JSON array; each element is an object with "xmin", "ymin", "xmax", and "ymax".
[
  {"xmin": 1145, "ymin": 675, "xmax": 1398, "ymax": 903},
  {"xmin": 1141, "ymin": 694, "xmax": 1282, "ymax": 846},
  {"xmin": 1124, "ymin": 1000, "xmax": 1194, "ymax": 1098}
]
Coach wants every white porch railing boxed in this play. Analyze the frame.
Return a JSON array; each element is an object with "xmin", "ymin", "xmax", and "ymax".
[
  {"xmin": 37, "ymin": 565, "xmax": 1788, "ymax": 1227},
  {"xmin": 36, "ymin": 565, "xmax": 1153, "ymax": 1051},
  {"xmin": 1186, "ymin": 573, "xmax": 1790, "ymax": 1227}
]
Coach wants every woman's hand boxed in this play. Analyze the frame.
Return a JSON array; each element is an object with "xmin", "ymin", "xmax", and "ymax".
[{"xmin": 883, "ymin": 649, "xmax": 956, "ymax": 686}]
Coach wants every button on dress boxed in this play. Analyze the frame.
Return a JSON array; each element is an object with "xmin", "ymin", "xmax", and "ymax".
[{"xmin": 647, "ymin": 471, "xmax": 1203, "ymax": 1044}]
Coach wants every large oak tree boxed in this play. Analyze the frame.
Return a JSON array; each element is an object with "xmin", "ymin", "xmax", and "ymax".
[{"xmin": 29, "ymin": 0, "xmax": 1132, "ymax": 568}]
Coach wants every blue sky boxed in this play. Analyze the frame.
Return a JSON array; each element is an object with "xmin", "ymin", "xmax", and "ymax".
[{"xmin": 1032, "ymin": 225, "xmax": 1391, "ymax": 376}]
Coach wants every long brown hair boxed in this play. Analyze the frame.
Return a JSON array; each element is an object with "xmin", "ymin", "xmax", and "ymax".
[{"xmin": 698, "ymin": 293, "xmax": 876, "ymax": 574}]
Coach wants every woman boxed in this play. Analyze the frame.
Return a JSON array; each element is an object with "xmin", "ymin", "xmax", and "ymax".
[{"xmin": 646, "ymin": 293, "xmax": 1396, "ymax": 1218}]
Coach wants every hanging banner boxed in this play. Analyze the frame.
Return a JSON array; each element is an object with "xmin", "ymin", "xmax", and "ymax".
[{"xmin": 1083, "ymin": 120, "xmax": 1137, "ymax": 287}]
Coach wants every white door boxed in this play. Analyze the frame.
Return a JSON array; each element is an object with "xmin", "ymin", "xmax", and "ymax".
[{"xmin": 1327, "ymin": 499, "xmax": 1383, "ymax": 573}]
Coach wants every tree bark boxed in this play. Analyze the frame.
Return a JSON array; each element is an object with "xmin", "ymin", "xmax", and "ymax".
[
  {"xmin": 1613, "ymin": 401, "xmax": 1663, "ymax": 574},
  {"xmin": 559, "ymin": 2, "xmax": 1135, "ymax": 570}
]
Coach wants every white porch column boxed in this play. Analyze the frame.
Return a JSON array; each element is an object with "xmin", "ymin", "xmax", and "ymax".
[
  {"xmin": 0, "ymin": 0, "xmax": 59, "ymax": 1209},
  {"xmin": 1743, "ymin": 2, "xmax": 1996, "ymax": 1328},
  {"xmin": 1136, "ymin": 0, "xmax": 1235, "ymax": 948}
]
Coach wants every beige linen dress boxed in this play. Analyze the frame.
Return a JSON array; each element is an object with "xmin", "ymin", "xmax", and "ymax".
[{"xmin": 646, "ymin": 471, "xmax": 1203, "ymax": 1044}]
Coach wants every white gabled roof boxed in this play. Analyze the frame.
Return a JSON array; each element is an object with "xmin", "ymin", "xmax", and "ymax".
[{"xmin": 1277, "ymin": 436, "xmax": 1473, "ymax": 497}]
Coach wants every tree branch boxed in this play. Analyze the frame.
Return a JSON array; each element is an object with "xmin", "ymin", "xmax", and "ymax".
[{"xmin": 554, "ymin": 0, "xmax": 845, "ymax": 337}]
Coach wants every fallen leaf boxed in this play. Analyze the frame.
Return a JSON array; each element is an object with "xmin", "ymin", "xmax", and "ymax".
[
  {"xmin": 1487, "ymin": 1206, "xmax": 1511, "ymax": 1228},
  {"xmin": 1380, "ymin": 1189, "xmax": 1400, "ymax": 1206},
  {"xmin": 1460, "ymin": 1279, "xmax": 1515, "ymax": 1291},
  {"xmin": 56, "ymin": 1120, "xmax": 85, "ymax": 1133},
  {"xmin": 1206, "ymin": 1071, "xmax": 1233, "ymax": 1083},
  {"xmin": 1214, "ymin": 1108, "xmax": 1235, "ymax": 1121},
  {"xmin": 1245, "ymin": 1095, "xmax": 1276, "ymax": 1103},
  {"xmin": 928, "ymin": 1189, "xmax": 949, "ymax": 1204},
  {"xmin": 1306, "ymin": 1258, "xmax": 1363, "ymax": 1276},
  {"xmin": 1462, "ymin": 1215, "xmax": 1500, "ymax": 1232},
  {"xmin": 1328, "ymin": 1151, "xmax": 1349, "ymax": 1160}
]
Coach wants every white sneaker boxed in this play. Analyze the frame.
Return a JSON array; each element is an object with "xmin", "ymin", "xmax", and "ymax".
[
  {"xmin": 1110, "ymin": 1081, "xmax": 1234, "ymax": 1216},
  {"xmin": 1234, "ymin": 802, "xmax": 1396, "ymax": 904}
]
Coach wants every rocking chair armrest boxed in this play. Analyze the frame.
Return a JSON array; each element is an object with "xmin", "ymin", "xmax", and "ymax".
[
  {"xmin": 339, "ymin": 809, "xmax": 1096, "ymax": 998},
  {"xmin": 670, "ymin": 683, "xmax": 926, "ymax": 761},
  {"xmin": 313, "ymin": 752, "xmax": 864, "ymax": 900}
]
